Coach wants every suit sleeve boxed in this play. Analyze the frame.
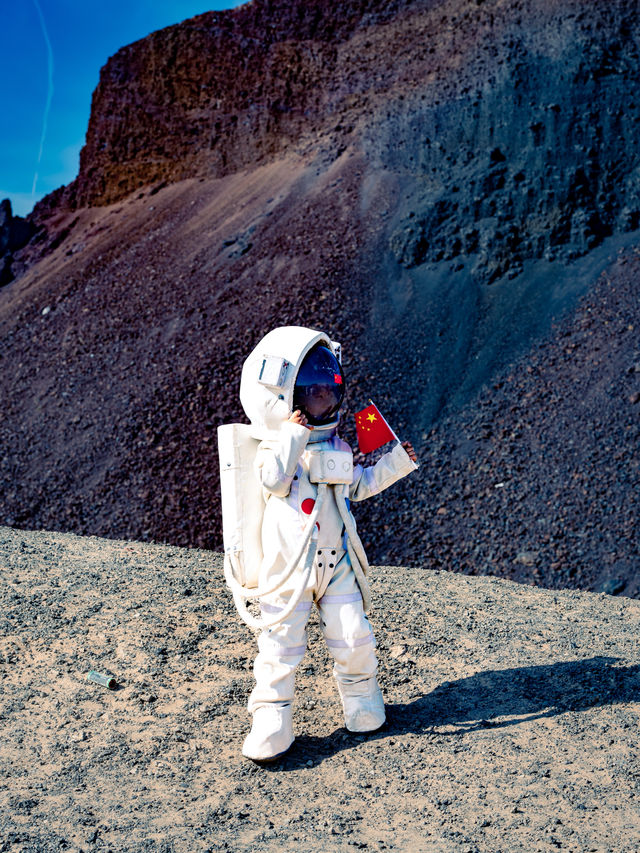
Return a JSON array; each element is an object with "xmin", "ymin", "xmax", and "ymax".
[
  {"xmin": 254, "ymin": 422, "xmax": 310, "ymax": 497},
  {"xmin": 349, "ymin": 441, "xmax": 417, "ymax": 502}
]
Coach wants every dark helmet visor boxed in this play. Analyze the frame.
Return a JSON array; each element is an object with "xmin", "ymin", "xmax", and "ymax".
[{"xmin": 293, "ymin": 343, "xmax": 345, "ymax": 426}]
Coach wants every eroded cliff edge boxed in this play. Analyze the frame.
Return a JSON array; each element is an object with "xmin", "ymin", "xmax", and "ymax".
[{"xmin": 55, "ymin": 0, "xmax": 640, "ymax": 288}]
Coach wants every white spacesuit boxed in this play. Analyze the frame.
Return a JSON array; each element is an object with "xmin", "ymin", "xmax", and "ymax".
[{"xmin": 221, "ymin": 326, "xmax": 417, "ymax": 761}]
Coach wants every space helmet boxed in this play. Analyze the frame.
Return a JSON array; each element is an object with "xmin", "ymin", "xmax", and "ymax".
[{"xmin": 239, "ymin": 326, "xmax": 344, "ymax": 439}]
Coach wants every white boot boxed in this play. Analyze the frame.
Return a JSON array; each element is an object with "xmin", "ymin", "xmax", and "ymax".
[
  {"xmin": 337, "ymin": 677, "xmax": 386, "ymax": 732},
  {"xmin": 242, "ymin": 704, "xmax": 294, "ymax": 761}
]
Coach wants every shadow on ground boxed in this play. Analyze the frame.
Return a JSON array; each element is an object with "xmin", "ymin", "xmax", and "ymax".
[{"xmin": 274, "ymin": 656, "xmax": 640, "ymax": 770}]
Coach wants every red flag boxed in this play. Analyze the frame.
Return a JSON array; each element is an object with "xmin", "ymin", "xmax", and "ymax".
[{"xmin": 354, "ymin": 403, "xmax": 395, "ymax": 453}]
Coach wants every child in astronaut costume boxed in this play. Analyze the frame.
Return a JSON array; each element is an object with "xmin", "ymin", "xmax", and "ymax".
[{"xmin": 220, "ymin": 326, "xmax": 417, "ymax": 761}]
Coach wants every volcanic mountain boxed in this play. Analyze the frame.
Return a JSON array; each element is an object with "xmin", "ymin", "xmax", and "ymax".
[{"xmin": 1, "ymin": 0, "xmax": 639, "ymax": 595}]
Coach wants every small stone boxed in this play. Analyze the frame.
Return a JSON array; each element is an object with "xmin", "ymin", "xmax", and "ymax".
[
  {"xmin": 515, "ymin": 550, "xmax": 538, "ymax": 566},
  {"xmin": 629, "ymin": 392, "xmax": 640, "ymax": 404},
  {"xmin": 390, "ymin": 644, "xmax": 407, "ymax": 659},
  {"xmin": 599, "ymin": 578, "xmax": 626, "ymax": 596}
]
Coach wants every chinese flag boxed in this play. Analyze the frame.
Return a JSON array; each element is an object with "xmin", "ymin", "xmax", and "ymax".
[{"xmin": 355, "ymin": 403, "xmax": 395, "ymax": 453}]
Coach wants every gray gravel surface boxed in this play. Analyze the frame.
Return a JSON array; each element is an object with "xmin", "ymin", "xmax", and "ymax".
[{"xmin": 1, "ymin": 525, "xmax": 639, "ymax": 852}]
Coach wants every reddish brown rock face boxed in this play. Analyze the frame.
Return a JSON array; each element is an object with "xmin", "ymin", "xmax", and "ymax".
[
  {"xmin": 71, "ymin": 0, "xmax": 407, "ymax": 207},
  {"xmin": 2, "ymin": 0, "xmax": 640, "ymax": 597}
]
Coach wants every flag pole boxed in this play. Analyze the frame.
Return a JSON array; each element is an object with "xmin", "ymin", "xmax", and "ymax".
[{"xmin": 368, "ymin": 399, "xmax": 419, "ymax": 469}]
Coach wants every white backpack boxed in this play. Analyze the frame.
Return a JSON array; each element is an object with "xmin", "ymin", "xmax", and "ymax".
[{"xmin": 217, "ymin": 423, "xmax": 264, "ymax": 590}]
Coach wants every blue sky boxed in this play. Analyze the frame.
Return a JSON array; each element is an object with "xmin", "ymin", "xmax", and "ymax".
[{"xmin": 1, "ymin": 1, "xmax": 243, "ymax": 217}]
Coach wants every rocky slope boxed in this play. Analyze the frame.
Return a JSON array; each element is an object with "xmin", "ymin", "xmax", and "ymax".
[
  {"xmin": 50, "ymin": 0, "xmax": 640, "ymax": 287},
  {"xmin": 2, "ymin": 526, "xmax": 640, "ymax": 852},
  {"xmin": 1, "ymin": 0, "xmax": 639, "ymax": 595}
]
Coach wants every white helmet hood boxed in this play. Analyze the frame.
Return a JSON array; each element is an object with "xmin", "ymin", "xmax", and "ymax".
[{"xmin": 240, "ymin": 326, "xmax": 341, "ymax": 440}]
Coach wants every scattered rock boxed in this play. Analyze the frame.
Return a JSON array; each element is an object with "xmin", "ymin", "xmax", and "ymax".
[
  {"xmin": 389, "ymin": 644, "xmax": 408, "ymax": 659},
  {"xmin": 599, "ymin": 578, "xmax": 627, "ymax": 596},
  {"xmin": 515, "ymin": 551, "xmax": 538, "ymax": 567}
]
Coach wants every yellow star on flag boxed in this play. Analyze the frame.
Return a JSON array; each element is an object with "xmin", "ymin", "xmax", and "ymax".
[{"xmin": 354, "ymin": 402, "xmax": 395, "ymax": 453}]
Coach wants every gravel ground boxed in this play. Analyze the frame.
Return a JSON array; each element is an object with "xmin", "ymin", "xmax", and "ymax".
[{"xmin": 2, "ymin": 525, "xmax": 639, "ymax": 852}]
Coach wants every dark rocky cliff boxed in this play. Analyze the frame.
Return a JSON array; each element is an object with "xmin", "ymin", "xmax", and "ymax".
[
  {"xmin": 0, "ymin": 200, "xmax": 36, "ymax": 285},
  {"xmin": 2, "ymin": 0, "xmax": 639, "ymax": 595},
  {"xmin": 67, "ymin": 0, "xmax": 414, "ymax": 207},
  {"xmin": 61, "ymin": 0, "xmax": 640, "ymax": 278},
  {"xmin": 384, "ymin": 22, "xmax": 640, "ymax": 284}
]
